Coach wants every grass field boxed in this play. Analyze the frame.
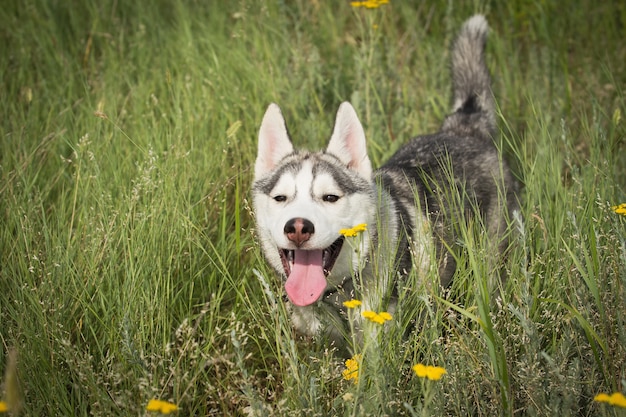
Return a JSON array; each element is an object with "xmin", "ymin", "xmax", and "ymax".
[{"xmin": 1, "ymin": 0, "xmax": 625, "ymax": 415}]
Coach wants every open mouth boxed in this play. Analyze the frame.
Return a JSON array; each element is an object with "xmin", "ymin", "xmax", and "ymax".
[
  {"xmin": 279, "ymin": 237, "xmax": 344, "ymax": 278},
  {"xmin": 278, "ymin": 237, "xmax": 345, "ymax": 307}
]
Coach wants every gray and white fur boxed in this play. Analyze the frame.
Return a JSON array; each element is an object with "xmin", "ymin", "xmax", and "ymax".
[{"xmin": 252, "ymin": 15, "xmax": 518, "ymax": 351}]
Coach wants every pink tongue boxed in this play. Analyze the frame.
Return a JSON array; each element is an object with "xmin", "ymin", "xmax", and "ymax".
[{"xmin": 284, "ymin": 249, "xmax": 327, "ymax": 306}]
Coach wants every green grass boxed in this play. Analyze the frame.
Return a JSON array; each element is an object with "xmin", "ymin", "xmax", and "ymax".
[{"xmin": 1, "ymin": 0, "xmax": 625, "ymax": 415}]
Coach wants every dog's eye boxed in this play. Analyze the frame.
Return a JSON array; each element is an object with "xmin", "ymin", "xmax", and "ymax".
[
  {"xmin": 273, "ymin": 195, "xmax": 287, "ymax": 202},
  {"xmin": 322, "ymin": 194, "xmax": 340, "ymax": 203}
]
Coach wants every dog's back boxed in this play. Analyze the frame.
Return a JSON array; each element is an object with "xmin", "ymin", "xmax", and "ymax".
[{"xmin": 377, "ymin": 15, "xmax": 518, "ymax": 288}]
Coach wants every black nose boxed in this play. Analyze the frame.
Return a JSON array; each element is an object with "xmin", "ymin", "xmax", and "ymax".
[{"xmin": 284, "ymin": 218, "xmax": 315, "ymax": 247}]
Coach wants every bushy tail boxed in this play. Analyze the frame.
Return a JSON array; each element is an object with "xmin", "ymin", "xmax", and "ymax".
[{"xmin": 442, "ymin": 15, "xmax": 495, "ymax": 138}]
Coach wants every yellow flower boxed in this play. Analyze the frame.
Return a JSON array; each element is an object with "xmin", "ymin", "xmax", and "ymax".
[
  {"xmin": 350, "ymin": 0, "xmax": 389, "ymax": 8},
  {"xmin": 594, "ymin": 392, "xmax": 626, "ymax": 408},
  {"xmin": 594, "ymin": 393, "xmax": 611, "ymax": 402},
  {"xmin": 146, "ymin": 399, "xmax": 179, "ymax": 414},
  {"xmin": 342, "ymin": 354, "xmax": 361, "ymax": 383},
  {"xmin": 343, "ymin": 299, "xmax": 362, "ymax": 309},
  {"xmin": 339, "ymin": 223, "xmax": 367, "ymax": 237},
  {"xmin": 362, "ymin": 310, "xmax": 392, "ymax": 324},
  {"xmin": 612, "ymin": 203, "xmax": 626, "ymax": 216},
  {"xmin": 412, "ymin": 364, "xmax": 447, "ymax": 381},
  {"xmin": 0, "ymin": 401, "xmax": 7, "ymax": 413},
  {"xmin": 609, "ymin": 393, "xmax": 626, "ymax": 408}
]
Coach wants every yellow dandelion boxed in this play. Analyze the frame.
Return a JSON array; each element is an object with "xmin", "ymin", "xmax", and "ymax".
[
  {"xmin": 612, "ymin": 203, "xmax": 626, "ymax": 216},
  {"xmin": 350, "ymin": 0, "xmax": 389, "ymax": 8},
  {"xmin": 362, "ymin": 310, "xmax": 392, "ymax": 324},
  {"xmin": 594, "ymin": 392, "xmax": 626, "ymax": 408},
  {"xmin": 342, "ymin": 354, "xmax": 361, "ymax": 383},
  {"xmin": 339, "ymin": 223, "xmax": 367, "ymax": 237},
  {"xmin": 609, "ymin": 393, "xmax": 626, "ymax": 408},
  {"xmin": 412, "ymin": 363, "xmax": 447, "ymax": 381},
  {"xmin": 343, "ymin": 299, "xmax": 362, "ymax": 309},
  {"xmin": 0, "ymin": 401, "xmax": 7, "ymax": 413},
  {"xmin": 378, "ymin": 311, "xmax": 392, "ymax": 321},
  {"xmin": 146, "ymin": 399, "xmax": 179, "ymax": 414},
  {"xmin": 594, "ymin": 393, "xmax": 611, "ymax": 403}
]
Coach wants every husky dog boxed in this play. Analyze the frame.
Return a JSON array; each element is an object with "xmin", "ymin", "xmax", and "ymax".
[{"xmin": 252, "ymin": 15, "xmax": 518, "ymax": 348}]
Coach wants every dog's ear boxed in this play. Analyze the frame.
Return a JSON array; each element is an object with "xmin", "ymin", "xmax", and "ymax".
[
  {"xmin": 255, "ymin": 103, "xmax": 294, "ymax": 179},
  {"xmin": 326, "ymin": 102, "xmax": 372, "ymax": 179}
]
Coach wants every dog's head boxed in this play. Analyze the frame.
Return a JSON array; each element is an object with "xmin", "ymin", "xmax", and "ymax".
[{"xmin": 252, "ymin": 103, "xmax": 376, "ymax": 307}]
